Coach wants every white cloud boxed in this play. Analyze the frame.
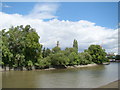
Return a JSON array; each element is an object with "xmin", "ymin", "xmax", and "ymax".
[
  {"xmin": 0, "ymin": 3, "xmax": 118, "ymax": 54},
  {"xmin": 0, "ymin": 12, "xmax": 118, "ymax": 54},
  {"xmin": 26, "ymin": 3, "xmax": 59, "ymax": 20}
]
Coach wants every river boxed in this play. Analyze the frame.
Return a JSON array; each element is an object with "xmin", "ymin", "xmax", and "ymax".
[{"xmin": 2, "ymin": 62, "xmax": 119, "ymax": 88}]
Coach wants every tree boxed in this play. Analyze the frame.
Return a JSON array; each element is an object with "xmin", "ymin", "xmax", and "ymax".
[
  {"xmin": 1, "ymin": 25, "xmax": 111, "ymax": 71},
  {"xmin": 50, "ymin": 53, "xmax": 69, "ymax": 68},
  {"xmin": 52, "ymin": 46, "xmax": 61, "ymax": 54},
  {"xmin": 52, "ymin": 41, "xmax": 61, "ymax": 54},
  {"xmin": 45, "ymin": 48, "xmax": 51, "ymax": 57},
  {"xmin": 88, "ymin": 45, "xmax": 108, "ymax": 64},
  {"xmin": 78, "ymin": 52, "xmax": 92, "ymax": 65},
  {"xmin": 42, "ymin": 47, "xmax": 46, "ymax": 58},
  {"xmin": 14, "ymin": 54, "xmax": 25, "ymax": 70},
  {"xmin": 7, "ymin": 26, "xmax": 26, "ymax": 70},
  {"xmin": 57, "ymin": 41, "xmax": 59, "ymax": 47},
  {"xmin": 115, "ymin": 55, "xmax": 120, "ymax": 60},
  {"xmin": 73, "ymin": 39, "xmax": 78, "ymax": 53},
  {"xmin": 42, "ymin": 48, "xmax": 51, "ymax": 58},
  {"xmin": 27, "ymin": 60, "xmax": 33, "ymax": 70},
  {"xmin": 68, "ymin": 52, "xmax": 79, "ymax": 65},
  {"xmin": 37, "ymin": 57, "xmax": 51, "ymax": 69},
  {"xmin": 64, "ymin": 47, "xmax": 77, "ymax": 56},
  {"xmin": 1, "ymin": 29, "xmax": 13, "ymax": 70},
  {"xmin": 107, "ymin": 53, "xmax": 115, "ymax": 59},
  {"xmin": 24, "ymin": 26, "xmax": 42, "ymax": 66},
  {"xmin": 1, "ymin": 25, "xmax": 42, "ymax": 70}
]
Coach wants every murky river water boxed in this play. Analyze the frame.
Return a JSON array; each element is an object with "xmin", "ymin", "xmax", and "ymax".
[{"xmin": 1, "ymin": 62, "xmax": 119, "ymax": 88}]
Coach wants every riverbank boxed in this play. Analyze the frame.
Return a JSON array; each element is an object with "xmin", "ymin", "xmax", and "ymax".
[
  {"xmin": 43, "ymin": 63, "xmax": 99, "ymax": 71},
  {"xmin": 0, "ymin": 63, "xmax": 99, "ymax": 71},
  {"xmin": 99, "ymin": 80, "xmax": 119, "ymax": 88},
  {"xmin": 67, "ymin": 63, "xmax": 98, "ymax": 69}
]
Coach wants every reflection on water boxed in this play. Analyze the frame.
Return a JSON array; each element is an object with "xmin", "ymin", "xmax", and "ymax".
[{"xmin": 2, "ymin": 62, "xmax": 119, "ymax": 88}]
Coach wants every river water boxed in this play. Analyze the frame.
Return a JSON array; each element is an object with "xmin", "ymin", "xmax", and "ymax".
[{"xmin": 2, "ymin": 62, "xmax": 119, "ymax": 88}]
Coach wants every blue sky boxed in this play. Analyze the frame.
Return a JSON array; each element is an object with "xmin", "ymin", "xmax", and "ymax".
[
  {"xmin": 0, "ymin": 2, "xmax": 118, "ymax": 53},
  {"xmin": 2, "ymin": 2, "xmax": 118, "ymax": 29}
]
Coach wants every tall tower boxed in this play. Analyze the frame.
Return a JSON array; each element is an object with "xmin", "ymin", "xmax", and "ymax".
[
  {"xmin": 100, "ymin": 41, "xmax": 103, "ymax": 49},
  {"xmin": 57, "ymin": 41, "xmax": 59, "ymax": 47}
]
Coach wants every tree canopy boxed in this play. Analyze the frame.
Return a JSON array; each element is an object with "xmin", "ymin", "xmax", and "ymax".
[
  {"xmin": 1, "ymin": 25, "xmax": 110, "ymax": 70},
  {"xmin": 88, "ymin": 45, "xmax": 109, "ymax": 64},
  {"xmin": 1, "ymin": 25, "xmax": 42, "ymax": 70}
]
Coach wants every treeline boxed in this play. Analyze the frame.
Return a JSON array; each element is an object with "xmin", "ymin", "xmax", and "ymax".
[
  {"xmin": 0, "ymin": 25, "xmax": 109, "ymax": 71},
  {"xmin": 107, "ymin": 54, "xmax": 120, "ymax": 60}
]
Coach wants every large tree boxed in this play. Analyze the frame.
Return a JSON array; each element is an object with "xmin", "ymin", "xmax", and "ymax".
[
  {"xmin": 24, "ymin": 25, "xmax": 42, "ymax": 67},
  {"xmin": 88, "ymin": 45, "xmax": 108, "ymax": 64},
  {"xmin": 1, "ymin": 25, "xmax": 42, "ymax": 70},
  {"xmin": 1, "ymin": 29, "xmax": 13, "ymax": 70}
]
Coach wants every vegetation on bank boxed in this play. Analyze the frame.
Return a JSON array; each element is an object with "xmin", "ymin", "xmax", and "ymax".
[
  {"xmin": 107, "ymin": 54, "xmax": 120, "ymax": 60},
  {"xmin": 0, "ymin": 25, "xmax": 109, "ymax": 71}
]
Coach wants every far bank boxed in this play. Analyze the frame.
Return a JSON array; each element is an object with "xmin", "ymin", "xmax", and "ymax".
[{"xmin": 0, "ymin": 63, "xmax": 110, "ymax": 72}]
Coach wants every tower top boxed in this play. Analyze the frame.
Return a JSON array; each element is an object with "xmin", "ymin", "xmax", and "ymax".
[{"xmin": 57, "ymin": 41, "xmax": 59, "ymax": 47}]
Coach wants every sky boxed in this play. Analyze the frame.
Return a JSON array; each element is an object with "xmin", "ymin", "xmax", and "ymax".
[
  {"xmin": 2, "ymin": 2, "xmax": 118, "ymax": 29},
  {"xmin": 0, "ymin": 2, "xmax": 118, "ymax": 54}
]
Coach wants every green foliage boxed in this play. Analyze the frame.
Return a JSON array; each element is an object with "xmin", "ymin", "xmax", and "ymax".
[
  {"xmin": 2, "ymin": 29, "xmax": 14, "ymax": 69},
  {"xmin": 37, "ymin": 57, "xmax": 51, "ymax": 69},
  {"xmin": 42, "ymin": 48, "xmax": 51, "ymax": 58},
  {"xmin": 68, "ymin": 52, "xmax": 79, "ymax": 65},
  {"xmin": 27, "ymin": 60, "xmax": 33, "ymax": 66},
  {"xmin": 1, "ymin": 25, "xmax": 42, "ymax": 70},
  {"xmin": 88, "ymin": 45, "xmax": 108, "ymax": 64},
  {"xmin": 27, "ymin": 60, "xmax": 33, "ymax": 70},
  {"xmin": 24, "ymin": 25, "xmax": 42, "ymax": 65},
  {"xmin": 115, "ymin": 55, "xmax": 120, "ymax": 60},
  {"xmin": 73, "ymin": 39, "xmax": 78, "ymax": 53},
  {"xmin": 64, "ymin": 47, "xmax": 77, "ymax": 56},
  {"xmin": 107, "ymin": 55, "xmax": 115, "ymax": 59},
  {"xmin": 78, "ymin": 52, "xmax": 92, "ymax": 65},
  {"xmin": 45, "ymin": 48, "xmax": 51, "ymax": 57},
  {"xmin": 42, "ymin": 47, "xmax": 46, "ymax": 58},
  {"xmin": 1, "ymin": 25, "xmax": 109, "ymax": 70},
  {"xmin": 50, "ymin": 53, "xmax": 69, "ymax": 67},
  {"xmin": 15, "ymin": 54, "xmax": 25, "ymax": 68},
  {"xmin": 52, "ymin": 46, "xmax": 61, "ymax": 54}
]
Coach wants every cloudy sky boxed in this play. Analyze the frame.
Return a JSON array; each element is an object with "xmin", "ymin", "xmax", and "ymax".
[{"xmin": 0, "ymin": 2, "xmax": 118, "ymax": 54}]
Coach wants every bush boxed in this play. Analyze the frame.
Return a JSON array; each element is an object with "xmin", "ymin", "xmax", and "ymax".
[
  {"xmin": 78, "ymin": 52, "xmax": 92, "ymax": 65},
  {"xmin": 50, "ymin": 53, "xmax": 69, "ymax": 68},
  {"xmin": 68, "ymin": 52, "xmax": 79, "ymax": 65},
  {"xmin": 115, "ymin": 55, "xmax": 120, "ymax": 60},
  {"xmin": 37, "ymin": 57, "xmax": 51, "ymax": 69}
]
